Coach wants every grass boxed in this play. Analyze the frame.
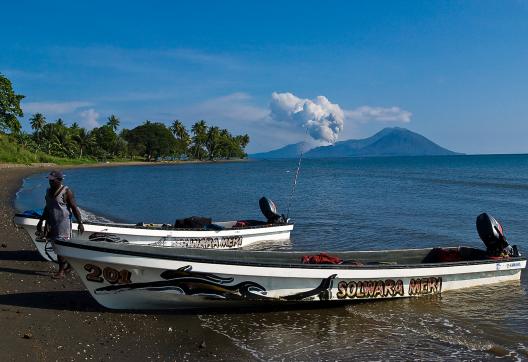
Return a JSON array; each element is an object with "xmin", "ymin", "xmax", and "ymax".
[
  {"xmin": 0, "ymin": 135, "xmax": 233, "ymax": 166},
  {"xmin": 0, "ymin": 134, "xmax": 97, "ymax": 165}
]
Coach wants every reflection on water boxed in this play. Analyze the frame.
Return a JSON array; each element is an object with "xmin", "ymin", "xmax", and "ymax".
[
  {"xmin": 242, "ymin": 238, "xmax": 293, "ymax": 251},
  {"xmin": 199, "ymin": 280, "xmax": 528, "ymax": 361}
]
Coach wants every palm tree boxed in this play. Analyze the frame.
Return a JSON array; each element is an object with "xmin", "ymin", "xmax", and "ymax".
[
  {"xmin": 205, "ymin": 126, "xmax": 220, "ymax": 160},
  {"xmin": 70, "ymin": 122, "xmax": 79, "ymax": 130},
  {"xmin": 107, "ymin": 115, "xmax": 120, "ymax": 132},
  {"xmin": 73, "ymin": 128, "xmax": 94, "ymax": 158},
  {"xmin": 170, "ymin": 120, "xmax": 190, "ymax": 156},
  {"xmin": 13, "ymin": 132, "xmax": 33, "ymax": 149},
  {"xmin": 55, "ymin": 118, "xmax": 65, "ymax": 127},
  {"xmin": 51, "ymin": 125, "xmax": 75, "ymax": 157},
  {"xmin": 191, "ymin": 120, "xmax": 207, "ymax": 160},
  {"xmin": 218, "ymin": 128, "xmax": 232, "ymax": 158},
  {"xmin": 39, "ymin": 123, "xmax": 55, "ymax": 154},
  {"xmin": 170, "ymin": 120, "xmax": 183, "ymax": 137},
  {"xmin": 29, "ymin": 113, "xmax": 46, "ymax": 134},
  {"xmin": 233, "ymin": 134, "xmax": 250, "ymax": 158},
  {"xmin": 239, "ymin": 134, "xmax": 250, "ymax": 148}
]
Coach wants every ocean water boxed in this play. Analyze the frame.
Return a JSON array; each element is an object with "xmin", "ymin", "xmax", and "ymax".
[{"xmin": 16, "ymin": 155, "xmax": 528, "ymax": 360}]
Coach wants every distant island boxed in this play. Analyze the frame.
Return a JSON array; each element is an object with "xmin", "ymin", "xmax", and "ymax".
[{"xmin": 251, "ymin": 127, "xmax": 462, "ymax": 159}]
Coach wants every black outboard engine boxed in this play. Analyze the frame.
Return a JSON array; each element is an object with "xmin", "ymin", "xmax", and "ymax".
[
  {"xmin": 476, "ymin": 213, "xmax": 519, "ymax": 257},
  {"xmin": 259, "ymin": 197, "xmax": 288, "ymax": 224}
]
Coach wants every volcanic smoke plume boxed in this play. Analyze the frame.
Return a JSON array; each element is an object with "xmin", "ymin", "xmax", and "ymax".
[{"xmin": 270, "ymin": 92, "xmax": 344, "ymax": 144}]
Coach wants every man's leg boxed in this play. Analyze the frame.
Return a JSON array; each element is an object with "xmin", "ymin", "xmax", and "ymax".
[
  {"xmin": 53, "ymin": 255, "xmax": 72, "ymax": 278},
  {"xmin": 52, "ymin": 237, "xmax": 71, "ymax": 278}
]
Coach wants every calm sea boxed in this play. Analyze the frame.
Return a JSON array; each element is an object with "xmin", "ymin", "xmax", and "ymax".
[{"xmin": 16, "ymin": 155, "xmax": 528, "ymax": 360}]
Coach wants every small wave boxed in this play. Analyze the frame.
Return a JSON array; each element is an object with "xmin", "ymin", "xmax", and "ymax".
[
  {"xmin": 345, "ymin": 297, "xmax": 528, "ymax": 360},
  {"xmin": 242, "ymin": 238, "xmax": 293, "ymax": 251},
  {"xmin": 79, "ymin": 208, "xmax": 114, "ymax": 224},
  {"xmin": 14, "ymin": 177, "xmax": 27, "ymax": 198}
]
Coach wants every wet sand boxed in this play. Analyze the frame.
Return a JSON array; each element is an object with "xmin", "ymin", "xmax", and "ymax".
[{"xmin": 0, "ymin": 165, "xmax": 254, "ymax": 361}]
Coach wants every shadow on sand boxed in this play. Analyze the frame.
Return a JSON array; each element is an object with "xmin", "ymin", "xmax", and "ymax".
[
  {"xmin": 0, "ymin": 266, "xmax": 51, "ymax": 277},
  {"xmin": 0, "ymin": 290, "xmax": 103, "ymax": 312},
  {"xmin": 0, "ymin": 249, "xmax": 45, "ymax": 262},
  {"xmin": 0, "ymin": 288, "xmax": 357, "ymax": 315}
]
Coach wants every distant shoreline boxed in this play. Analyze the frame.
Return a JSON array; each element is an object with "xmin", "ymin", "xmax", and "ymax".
[
  {"xmin": 248, "ymin": 153, "xmax": 528, "ymax": 160},
  {"xmin": 0, "ymin": 158, "xmax": 250, "ymax": 170}
]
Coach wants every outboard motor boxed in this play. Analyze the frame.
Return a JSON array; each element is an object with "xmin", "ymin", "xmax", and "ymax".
[
  {"xmin": 259, "ymin": 197, "xmax": 288, "ymax": 224},
  {"xmin": 476, "ymin": 213, "xmax": 520, "ymax": 257}
]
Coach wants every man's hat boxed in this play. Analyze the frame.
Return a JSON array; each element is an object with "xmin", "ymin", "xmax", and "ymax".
[{"xmin": 47, "ymin": 170, "xmax": 64, "ymax": 181}]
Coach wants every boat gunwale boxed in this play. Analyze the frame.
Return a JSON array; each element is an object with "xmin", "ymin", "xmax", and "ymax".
[
  {"xmin": 54, "ymin": 239, "xmax": 527, "ymax": 270},
  {"xmin": 14, "ymin": 214, "xmax": 293, "ymax": 231}
]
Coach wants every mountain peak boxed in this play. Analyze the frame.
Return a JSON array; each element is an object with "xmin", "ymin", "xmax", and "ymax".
[
  {"xmin": 377, "ymin": 126, "xmax": 409, "ymax": 135},
  {"xmin": 250, "ymin": 141, "xmax": 312, "ymax": 159},
  {"xmin": 250, "ymin": 127, "xmax": 461, "ymax": 159}
]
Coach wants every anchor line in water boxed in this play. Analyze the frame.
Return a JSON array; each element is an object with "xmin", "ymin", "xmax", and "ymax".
[{"xmin": 286, "ymin": 130, "xmax": 308, "ymax": 219}]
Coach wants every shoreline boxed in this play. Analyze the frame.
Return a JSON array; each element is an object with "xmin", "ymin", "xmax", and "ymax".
[
  {"xmin": 0, "ymin": 166, "xmax": 253, "ymax": 361},
  {"xmin": 0, "ymin": 158, "xmax": 250, "ymax": 170}
]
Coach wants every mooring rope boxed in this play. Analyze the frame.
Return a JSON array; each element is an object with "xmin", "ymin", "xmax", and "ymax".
[{"xmin": 286, "ymin": 130, "xmax": 309, "ymax": 219}]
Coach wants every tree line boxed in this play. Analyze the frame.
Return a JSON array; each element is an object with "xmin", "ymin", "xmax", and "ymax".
[{"xmin": 0, "ymin": 73, "xmax": 249, "ymax": 161}]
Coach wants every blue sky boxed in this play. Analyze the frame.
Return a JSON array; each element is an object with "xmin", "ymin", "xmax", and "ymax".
[{"xmin": 1, "ymin": 1, "xmax": 527, "ymax": 153}]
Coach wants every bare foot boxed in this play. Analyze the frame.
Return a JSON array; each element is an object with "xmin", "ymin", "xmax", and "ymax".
[{"xmin": 52, "ymin": 271, "xmax": 66, "ymax": 279}]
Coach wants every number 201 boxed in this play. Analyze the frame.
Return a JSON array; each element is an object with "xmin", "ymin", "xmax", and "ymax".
[{"xmin": 84, "ymin": 264, "xmax": 132, "ymax": 284}]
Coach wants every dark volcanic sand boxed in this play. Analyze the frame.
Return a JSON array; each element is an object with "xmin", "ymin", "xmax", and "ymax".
[{"xmin": 0, "ymin": 165, "xmax": 254, "ymax": 361}]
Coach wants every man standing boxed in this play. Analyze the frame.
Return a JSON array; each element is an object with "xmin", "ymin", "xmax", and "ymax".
[{"xmin": 37, "ymin": 170, "xmax": 84, "ymax": 278}]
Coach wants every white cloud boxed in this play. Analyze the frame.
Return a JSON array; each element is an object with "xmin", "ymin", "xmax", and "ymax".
[
  {"xmin": 269, "ymin": 92, "xmax": 345, "ymax": 144},
  {"xmin": 162, "ymin": 48, "xmax": 240, "ymax": 69},
  {"xmin": 175, "ymin": 92, "xmax": 268, "ymax": 125},
  {"xmin": 79, "ymin": 108, "xmax": 100, "ymax": 129},
  {"xmin": 197, "ymin": 93, "xmax": 269, "ymax": 122},
  {"xmin": 345, "ymin": 106, "xmax": 412, "ymax": 123},
  {"xmin": 53, "ymin": 46, "xmax": 240, "ymax": 74},
  {"xmin": 23, "ymin": 101, "xmax": 93, "ymax": 115}
]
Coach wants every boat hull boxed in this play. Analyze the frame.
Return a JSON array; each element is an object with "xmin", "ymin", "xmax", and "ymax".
[
  {"xmin": 54, "ymin": 240, "xmax": 526, "ymax": 310},
  {"xmin": 14, "ymin": 215, "xmax": 293, "ymax": 261}
]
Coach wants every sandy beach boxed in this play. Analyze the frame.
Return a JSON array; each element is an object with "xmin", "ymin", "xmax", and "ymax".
[{"xmin": 0, "ymin": 164, "xmax": 254, "ymax": 361}]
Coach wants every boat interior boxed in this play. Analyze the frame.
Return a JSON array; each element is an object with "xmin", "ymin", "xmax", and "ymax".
[
  {"xmin": 16, "ymin": 196, "xmax": 290, "ymax": 231},
  {"xmin": 16, "ymin": 213, "xmax": 288, "ymax": 230},
  {"xmin": 62, "ymin": 239, "xmax": 521, "ymax": 267}
]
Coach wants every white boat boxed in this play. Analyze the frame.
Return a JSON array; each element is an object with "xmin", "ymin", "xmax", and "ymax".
[
  {"xmin": 53, "ymin": 213, "xmax": 525, "ymax": 310},
  {"xmin": 14, "ymin": 197, "xmax": 293, "ymax": 261}
]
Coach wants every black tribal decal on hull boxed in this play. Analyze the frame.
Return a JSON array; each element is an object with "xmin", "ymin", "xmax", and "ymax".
[{"xmin": 93, "ymin": 266, "xmax": 337, "ymax": 301}]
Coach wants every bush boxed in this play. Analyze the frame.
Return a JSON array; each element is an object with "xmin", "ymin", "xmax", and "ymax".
[{"xmin": 0, "ymin": 134, "xmax": 95, "ymax": 165}]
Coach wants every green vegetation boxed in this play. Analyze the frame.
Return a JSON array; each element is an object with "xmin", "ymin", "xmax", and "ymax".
[
  {"xmin": 122, "ymin": 122, "xmax": 176, "ymax": 162},
  {"xmin": 0, "ymin": 73, "xmax": 250, "ymax": 164},
  {"xmin": 0, "ymin": 74, "xmax": 24, "ymax": 134},
  {"xmin": 0, "ymin": 134, "xmax": 96, "ymax": 164}
]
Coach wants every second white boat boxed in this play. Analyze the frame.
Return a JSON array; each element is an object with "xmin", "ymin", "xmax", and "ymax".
[{"xmin": 15, "ymin": 197, "xmax": 293, "ymax": 261}]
